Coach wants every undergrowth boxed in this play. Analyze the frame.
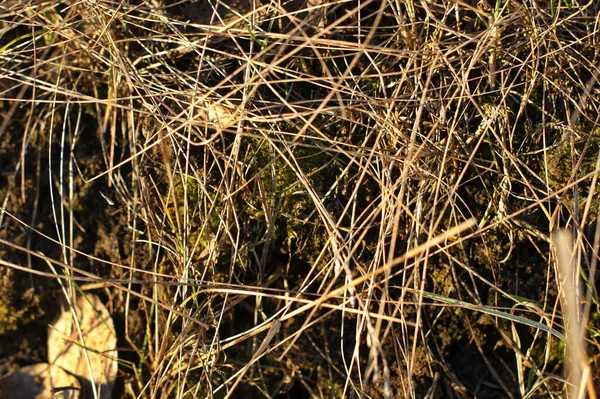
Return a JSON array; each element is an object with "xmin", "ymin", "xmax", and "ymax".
[{"xmin": 1, "ymin": 0, "xmax": 599, "ymax": 397}]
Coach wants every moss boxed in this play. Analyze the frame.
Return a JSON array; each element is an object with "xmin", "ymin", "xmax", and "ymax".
[
  {"xmin": 173, "ymin": 173, "xmax": 201, "ymax": 206},
  {"xmin": 0, "ymin": 298, "xmax": 21, "ymax": 336},
  {"xmin": 0, "ymin": 270, "xmax": 38, "ymax": 335},
  {"xmin": 431, "ymin": 264, "xmax": 455, "ymax": 296},
  {"xmin": 238, "ymin": 134, "xmax": 335, "ymax": 261},
  {"xmin": 547, "ymin": 128, "xmax": 600, "ymax": 224},
  {"xmin": 162, "ymin": 172, "xmax": 219, "ymax": 248},
  {"xmin": 530, "ymin": 334, "xmax": 565, "ymax": 372}
]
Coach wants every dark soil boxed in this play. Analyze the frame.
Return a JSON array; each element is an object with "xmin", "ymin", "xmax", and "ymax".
[{"xmin": 1, "ymin": 1, "xmax": 600, "ymax": 398}]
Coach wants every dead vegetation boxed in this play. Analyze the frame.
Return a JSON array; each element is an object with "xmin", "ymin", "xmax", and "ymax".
[{"xmin": 1, "ymin": 0, "xmax": 600, "ymax": 397}]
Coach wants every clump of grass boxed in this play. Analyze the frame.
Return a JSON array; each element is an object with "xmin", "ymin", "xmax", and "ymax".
[{"xmin": 1, "ymin": 0, "xmax": 600, "ymax": 397}]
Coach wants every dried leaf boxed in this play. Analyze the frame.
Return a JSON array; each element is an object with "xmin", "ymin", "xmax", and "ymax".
[
  {"xmin": 0, "ymin": 363, "xmax": 78, "ymax": 399},
  {"xmin": 47, "ymin": 294, "xmax": 118, "ymax": 399}
]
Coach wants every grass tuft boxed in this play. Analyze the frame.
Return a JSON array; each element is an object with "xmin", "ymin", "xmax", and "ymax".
[{"xmin": 1, "ymin": 0, "xmax": 600, "ymax": 397}]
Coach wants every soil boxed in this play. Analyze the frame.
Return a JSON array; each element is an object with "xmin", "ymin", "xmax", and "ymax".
[{"xmin": 1, "ymin": 1, "xmax": 599, "ymax": 398}]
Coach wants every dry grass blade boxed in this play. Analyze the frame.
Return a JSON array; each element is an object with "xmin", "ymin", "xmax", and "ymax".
[
  {"xmin": 1, "ymin": 0, "xmax": 600, "ymax": 397},
  {"xmin": 554, "ymin": 230, "xmax": 593, "ymax": 399}
]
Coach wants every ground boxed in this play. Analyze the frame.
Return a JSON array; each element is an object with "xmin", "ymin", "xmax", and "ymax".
[{"xmin": 0, "ymin": 1, "xmax": 599, "ymax": 398}]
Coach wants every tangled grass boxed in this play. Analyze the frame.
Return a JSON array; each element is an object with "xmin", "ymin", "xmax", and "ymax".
[{"xmin": 1, "ymin": 0, "xmax": 599, "ymax": 397}]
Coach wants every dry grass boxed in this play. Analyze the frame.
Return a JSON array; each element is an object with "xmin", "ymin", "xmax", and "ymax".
[{"xmin": 1, "ymin": 0, "xmax": 600, "ymax": 397}]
